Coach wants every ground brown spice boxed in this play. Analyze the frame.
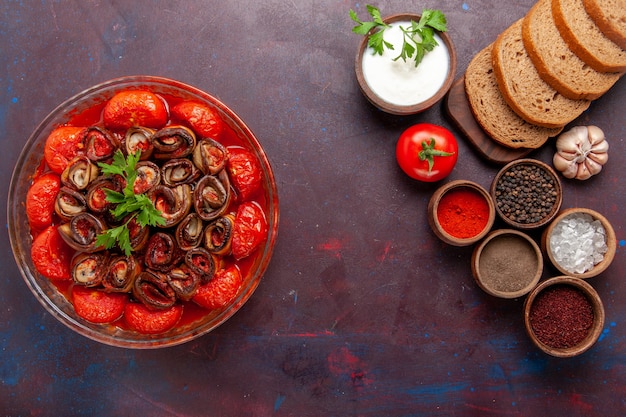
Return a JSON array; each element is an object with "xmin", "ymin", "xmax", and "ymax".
[
  {"xmin": 478, "ymin": 234, "xmax": 538, "ymax": 293},
  {"xmin": 529, "ymin": 285, "xmax": 594, "ymax": 349}
]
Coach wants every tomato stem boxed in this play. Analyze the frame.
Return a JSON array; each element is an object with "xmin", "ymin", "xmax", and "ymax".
[{"xmin": 419, "ymin": 138, "xmax": 454, "ymax": 172}]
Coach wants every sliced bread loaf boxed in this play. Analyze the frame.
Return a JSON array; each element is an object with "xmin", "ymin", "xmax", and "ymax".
[
  {"xmin": 583, "ymin": 0, "xmax": 626, "ymax": 50},
  {"xmin": 465, "ymin": 44, "xmax": 563, "ymax": 149},
  {"xmin": 523, "ymin": 0, "xmax": 621, "ymax": 100},
  {"xmin": 492, "ymin": 19, "xmax": 590, "ymax": 128},
  {"xmin": 552, "ymin": 0, "xmax": 626, "ymax": 72}
]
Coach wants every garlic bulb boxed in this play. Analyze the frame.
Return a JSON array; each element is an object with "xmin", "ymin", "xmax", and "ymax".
[{"xmin": 552, "ymin": 126, "xmax": 608, "ymax": 180}]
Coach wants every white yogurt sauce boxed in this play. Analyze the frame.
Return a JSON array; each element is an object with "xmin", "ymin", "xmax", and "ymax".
[{"xmin": 361, "ymin": 21, "xmax": 450, "ymax": 106}]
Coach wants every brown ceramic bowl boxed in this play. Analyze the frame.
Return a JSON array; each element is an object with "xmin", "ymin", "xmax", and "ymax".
[
  {"xmin": 542, "ymin": 208, "xmax": 616, "ymax": 279},
  {"xmin": 428, "ymin": 180, "xmax": 495, "ymax": 246},
  {"xmin": 354, "ymin": 13, "xmax": 457, "ymax": 115},
  {"xmin": 490, "ymin": 158, "xmax": 562, "ymax": 230},
  {"xmin": 471, "ymin": 229, "xmax": 543, "ymax": 298},
  {"xmin": 524, "ymin": 276, "xmax": 605, "ymax": 357}
]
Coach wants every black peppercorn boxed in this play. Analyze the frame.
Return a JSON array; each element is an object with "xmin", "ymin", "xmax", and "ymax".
[{"xmin": 494, "ymin": 163, "xmax": 557, "ymax": 225}]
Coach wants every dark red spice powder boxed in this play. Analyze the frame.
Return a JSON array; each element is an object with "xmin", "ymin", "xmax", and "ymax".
[
  {"xmin": 529, "ymin": 285, "xmax": 594, "ymax": 349},
  {"xmin": 436, "ymin": 188, "xmax": 490, "ymax": 239}
]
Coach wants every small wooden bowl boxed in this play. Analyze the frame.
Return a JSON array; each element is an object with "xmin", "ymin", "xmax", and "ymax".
[
  {"xmin": 355, "ymin": 13, "xmax": 457, "ymax": 115},
  {"xmin": 428, "ymin": 180, "xmax": 495, "ymax": 246},
  {"xmin": 471, "ymin": 229, "xmax": 543, "ymax": 298},
  {"xmin": 542, "ymin": 208, "xmax": 616, "ymax": 279},
  {"xmin": 490, "ymin": 159, "xmax": 562, "ymax": 230},
  {"xmin": 524, "ymin": 276, "xmax": 605, "ymax": 357}
]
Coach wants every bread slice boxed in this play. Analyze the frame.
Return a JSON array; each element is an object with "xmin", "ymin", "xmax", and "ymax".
[
  {"xmin": 583, "ymin": 0, "xmax": 626, "ymax": 50},
  {"xmin": 465, "ymin": 44, "xmax": 563, "ymax": 149},
  {"xmin": 492, "ymin": 19, "xmax": 590, "ymax": 128},
  {"xmin": 552, "ymin": 0, "xmax": 626, "ymax": 72},
  {"xmin": 523, "ymin": 0, "xmax": 621, "ymax": 100}
]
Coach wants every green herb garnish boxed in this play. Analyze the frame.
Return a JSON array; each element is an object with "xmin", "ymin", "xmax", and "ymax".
[
  {"xmin": 350, "ymin": 5, "xmax": 447, "ymax": 67},
  {"xmin": 95, "ymin": 150, "xmax": 165, "ymax": 255}
]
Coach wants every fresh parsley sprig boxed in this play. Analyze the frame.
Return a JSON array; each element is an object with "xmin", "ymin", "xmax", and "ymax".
[
  {"xmin": 350, "ymin": 5, "xmax": 447, "ymax": 67},
  {"xmin": 350, "ymin": 5, "xmax": 392, "ymax": 56},
  {"xmin": 95, "ymin": 150, "xmax": 165, "ymax": 256}
]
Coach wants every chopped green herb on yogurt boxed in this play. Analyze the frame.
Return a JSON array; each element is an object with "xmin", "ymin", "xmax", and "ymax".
[{"xmin": 350, "ymin": 5, "xmax": 448, "ymax": 67}]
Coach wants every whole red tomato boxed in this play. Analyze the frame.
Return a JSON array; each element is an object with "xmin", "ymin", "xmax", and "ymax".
[
  {"xmin": 193, "ymin": 266, "xmax": 242, "ymax": 310},
  {"xmin": 26, "ymin": 172, "xmax": 61, "ymax": 230},
  {"xmin": 31, "ymin": 225, "xmax": 74, "ymax": 281},
  {"xmin": 396, "ymin": 123, "xmax": 458, "ymax": 182},
  {"xmin": 227, "ymin": 147, "xmax": 262, "ymax": 201},
  {"xmin": 170, "ymin": 101, "xmax": 225, "ymax": 138},
  {"xmin": 231, "ymin": 201, "xmax": 268, "ymax": 260},
  {"xmin": 44, "ymin": 126, "xmax": 86, "ymax": 174},
  {"xmin": 103, "ymin": 90, "xmax": 168, "ymax": 131},
  {"xmin": 124, "ymin": 303, "xmax": 183, "ymax": 334},
  {"xmin": 72, "ymin": 286, "xmax": 127, "ymax": 324}
]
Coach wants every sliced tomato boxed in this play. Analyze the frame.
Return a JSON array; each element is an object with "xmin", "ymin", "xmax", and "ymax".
[
  {"xmin": 231, "ymin": 202, "xmax": 268, "ymax": 260},
  {"xmin": 44, "ymin": 126, "xmax": 86, "ymax": 174},
  {"xmin": 72, "ymin": 286, "xmax": 127, "ymax": 324},
  {"xmin": 26, "ymin": 172, "xmax": 61, "ymax": 230},
  {"xmin": 170, "ymin": 101, "xmax": 225, "ymax": 138},
  {"xmin": 193, "ymin": 266, "xmax": 242, "ymax": 310},
  {"xmin": 103, "ymin": 90, "xmax": 168, "ymax": 131},
  {"xmin": 227, "ymin": 147, "xmax": 263, "ymax": 201},
  {"xmin": 31, "ymin": 225, "xmax": 74, "ymax": 281},
  {"xmin": 124, "ymin": 303, "xmax": 183, "ymax": 334}
]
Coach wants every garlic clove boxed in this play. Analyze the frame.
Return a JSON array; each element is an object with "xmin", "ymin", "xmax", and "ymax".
[
  {"xmin": 553, "ymin": 153, "xmax": 578, "ymax": 179},
  {"xmin": 587, "ymin": 126, "xmax": 606, "ymax": 146},
  {"xmin": 591, "ymin": 137, "xmax": 609, "ymax": 154},
  {"xmin": 554, "ymin": 149, "xmax": 579, "ymax": 162},
  {"xmin": 585, "ymin": 158, "xmax": 604, "ymax": 177},
  {"xmin": 576, "ymin": 162, "xmax": 592, "ymax": 180},
  {"xmin": 588, "ymin": 151, "xmax": 608, "ymax": 165}
]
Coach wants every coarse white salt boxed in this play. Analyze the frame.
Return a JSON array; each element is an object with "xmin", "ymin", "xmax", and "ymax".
[{"xmin": 549, "ymin": 212, "xmax": 607, "ymax": 274}]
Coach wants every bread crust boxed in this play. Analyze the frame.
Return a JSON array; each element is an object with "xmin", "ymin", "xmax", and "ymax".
[
  {"xmin": 465, "ymin": 44, "xmax": 563, "ymax": 149},
  {"xmin": 523, "ymin": 0, "xmax": 620, "ymax": 100},
  {"xmin": 492, "ymin": 19, "xmax": 590, "ymax": 128},
  {"xmin": 583, "ymin": 0, "xmax": 626, "ymax": 50},
  {"xmin": 552, "ymin": 0, "xmax": 626, "ymax": 72},
  {"xmin": 462, "ymin": 0, "xmax": 624, "ymax": 153}
]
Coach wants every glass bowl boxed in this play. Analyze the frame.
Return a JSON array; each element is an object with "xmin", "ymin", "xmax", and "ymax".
[{"xmin": 7, "ymin": 76, "xmax": 279, "ymax": 348}]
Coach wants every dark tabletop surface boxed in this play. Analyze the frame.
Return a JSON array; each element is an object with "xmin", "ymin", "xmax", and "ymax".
[{"xmin": 1, "ymin": 1, "xmax": 625, "ymax": 416}]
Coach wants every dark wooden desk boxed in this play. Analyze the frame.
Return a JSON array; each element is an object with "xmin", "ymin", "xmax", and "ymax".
[{"xmin": 1, "ymin": 1, "xmax": 624, "ymax": 415}]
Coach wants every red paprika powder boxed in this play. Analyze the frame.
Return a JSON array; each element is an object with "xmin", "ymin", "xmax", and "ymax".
[{"xmin": 436, "ymin": 187, "xmax": 490, "ymax": 239}]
